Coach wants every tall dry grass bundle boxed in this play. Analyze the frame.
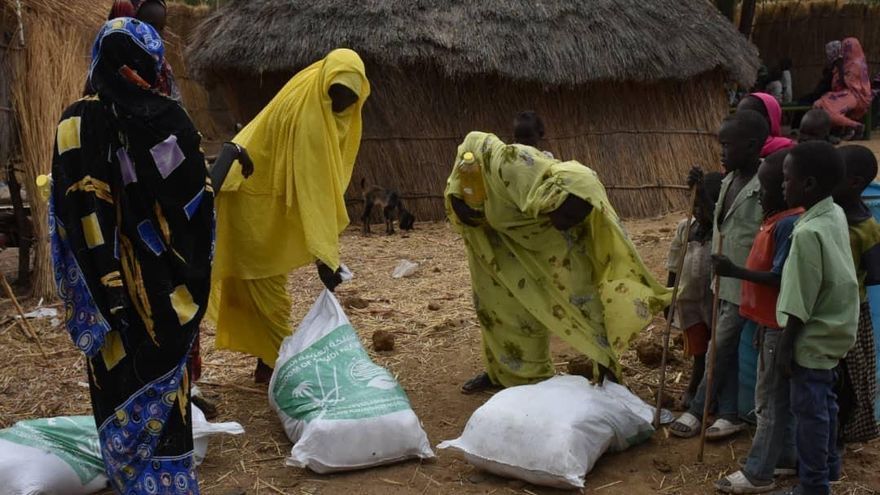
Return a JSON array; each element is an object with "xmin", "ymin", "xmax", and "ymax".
[
  {"xmin": 3, "ymin": 0, "xmax": 110, "ymax": 298},
  {"xmin": 752, "ymin": 1, "xmax": 880, "ymax": 96}
]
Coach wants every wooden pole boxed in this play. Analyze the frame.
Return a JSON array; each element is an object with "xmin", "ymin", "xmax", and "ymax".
[
  {"xmin": 654, "ymin": 187, "xmax": 700, "ymax": 429},
  {"xmin": 739, "ymin": 0, "xmax": 758, "ymax": 38},
  {"xmin": 6, "ymin": 162, "xmax": 31, "ymax": 288},
  {"xmin": 715, "ymin": 0, "xmax": 736, "ymax": 22},
  {"xmin": 698, "ymin": 235, "xmax": 724, "ymax": 462},
  {"xmin": 0, "ymin": 270, "xmax": 47, "ymax": 360}
]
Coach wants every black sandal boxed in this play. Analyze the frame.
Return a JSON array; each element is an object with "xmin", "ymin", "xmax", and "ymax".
[
  {"xmin": 254, "ymin": 359, "xmax": 273, "ymax": 385},
  {"xmin": 461, "ymin": 372, "xmax": 495, "ymax": 394}
]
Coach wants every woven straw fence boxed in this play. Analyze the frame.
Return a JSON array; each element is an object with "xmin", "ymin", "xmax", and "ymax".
[{"xmin": 218, "ymin": 66, "xmax": 727, "ymax": 221}]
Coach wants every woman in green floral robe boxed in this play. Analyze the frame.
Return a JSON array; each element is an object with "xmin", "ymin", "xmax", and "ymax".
[{"xmin": 446, "ymin": 132, "xmax": 670, "ymax": 392}]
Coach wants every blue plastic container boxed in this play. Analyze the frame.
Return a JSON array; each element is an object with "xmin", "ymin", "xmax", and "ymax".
[{"xmin": 862, "ymin": 182, "xmax": 880, "ymax": 422}]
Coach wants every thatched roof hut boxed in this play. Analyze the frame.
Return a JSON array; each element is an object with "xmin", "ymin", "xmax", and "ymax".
[{"xmin": 188, "ymin": 0, "xmax": 760, "ymax": 219}]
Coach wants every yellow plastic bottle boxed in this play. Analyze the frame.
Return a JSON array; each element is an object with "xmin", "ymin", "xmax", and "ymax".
[
  {"xmin": 35, "ymin": 174, "xmax": 52, "ymax": 203},
  {"xmin": 458, "ymin": 151, "xmax": 486, "ymax": 210}
]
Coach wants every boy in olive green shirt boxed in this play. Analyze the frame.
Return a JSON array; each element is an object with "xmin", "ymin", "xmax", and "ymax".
[{"xmin": 775, "ymin": 142, "xmax": 859, "ymax": 495}]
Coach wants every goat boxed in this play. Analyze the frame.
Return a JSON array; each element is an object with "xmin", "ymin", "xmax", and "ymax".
[{"xmin": 361, "ymin": 179, "xmax": 415, "ymax": 235}]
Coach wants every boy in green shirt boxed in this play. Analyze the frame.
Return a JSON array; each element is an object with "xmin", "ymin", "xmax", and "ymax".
[{"xmin": 774, "ymin": 141, "xmax": 859, "ymax": 495}]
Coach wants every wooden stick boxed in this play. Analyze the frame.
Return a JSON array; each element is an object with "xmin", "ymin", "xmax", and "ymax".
[
  {"xmin": 698, "ymin": 234, "xmax": 724, "ymax": 462},
  {"xmin": 604, "ymin": 184, "xmax": 690, "ymax": 191},
  {"xmin": 654, "ymin": 187, "xmax": 700, "ymax": 428},
  {"xmin": 0, "ymin": 271, "xmax": 48, "ymax": 360}
]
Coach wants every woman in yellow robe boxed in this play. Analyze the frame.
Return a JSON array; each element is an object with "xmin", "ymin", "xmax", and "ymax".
[
  {"xmin": 210, "ymin": 49, "xmax": 370, "ymax": 382},
  {"xmin": 446, "ymin": 132, "xmax": 670, "ymax": 392}
]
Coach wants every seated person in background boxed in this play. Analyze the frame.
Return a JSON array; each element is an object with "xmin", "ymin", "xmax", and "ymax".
[
  {"xmin": 799, "ymin": 65, "xmax": 834, "ymax": 107},
  {"xmin": 797, "ymin": 109, "xmax": 833, "ymax": 143},
  {"xmin": 513, "ymin": 111, "xmax": 554, "ymax": 158},
  {"xmin": 763, "ymin": 59, "xmax": 793, "ymax": 105},
  {"xmin": 814, "ymin": 38, "xmax": 874, "ymax": 140}
]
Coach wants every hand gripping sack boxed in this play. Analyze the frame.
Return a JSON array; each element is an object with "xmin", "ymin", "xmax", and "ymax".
[
  {"xmin": 269, "ymin": 290, "xmax": 434, "ymax": 473},
  {"xmin": 438, "ymin": 376, "xmax": 655, "ymax": 489}
]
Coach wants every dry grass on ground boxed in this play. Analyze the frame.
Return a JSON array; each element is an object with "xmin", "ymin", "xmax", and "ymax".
[{"xmin": 1, "ymin": 217, "xmax": 878, "ymax": 495}]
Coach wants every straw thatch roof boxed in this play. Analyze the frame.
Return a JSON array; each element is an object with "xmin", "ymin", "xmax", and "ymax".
[{"xmin": 188, "ymin": 0, "xmax": 760, "ymax": 87}]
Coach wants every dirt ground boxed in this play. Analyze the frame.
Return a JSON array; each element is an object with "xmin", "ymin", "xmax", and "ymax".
[{"xmin": 1, "ymin": 216, "xmax": 879, "ymax": 495}]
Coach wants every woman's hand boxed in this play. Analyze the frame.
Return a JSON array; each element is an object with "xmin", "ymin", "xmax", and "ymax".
[
  {"xmin": 236, "ymin": 145, "xmax": 255, "ymax": 178},
  {"xmin": 316, "ymin": 262, "xmax": 343, "ymax": 292},
  {"xmin": 450, "ymin": 196, "xmax": 484, "ymax": 227},
  {"xmin": 596, "ymin": 363, "xmax": 618, "ymax": 385},
  {"xmin": 548, "ymin": 195, "xmax": 592, "ymax": 231}
]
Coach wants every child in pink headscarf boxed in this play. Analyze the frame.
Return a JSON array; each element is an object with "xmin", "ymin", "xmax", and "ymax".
[
  {"xmin": 814, "ymin": 38, "xmax": 874, "ymax": 140},
  {"xmin": 737, "ymin": 93, "xmax": 796, "ymax": 157}
]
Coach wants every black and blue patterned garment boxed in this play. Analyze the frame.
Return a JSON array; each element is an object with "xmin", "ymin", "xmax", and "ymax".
[{"xmin": 50, "ymin": 18, "xmax": 213, "ymax": 494}]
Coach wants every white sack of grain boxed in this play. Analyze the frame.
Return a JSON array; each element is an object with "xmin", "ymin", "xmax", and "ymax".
[
  {"xmin": 438, "ymin": 376, "xmax": 655, "ymax": 489},
  {"xmin": 269, "ymin": 289, "xmax": 434, "ymax": 473}
]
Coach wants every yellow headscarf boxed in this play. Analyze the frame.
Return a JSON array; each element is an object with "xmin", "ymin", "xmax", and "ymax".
[{"xmin": 213, "ymin": 49, "xmax": 370, "ymax": 280}]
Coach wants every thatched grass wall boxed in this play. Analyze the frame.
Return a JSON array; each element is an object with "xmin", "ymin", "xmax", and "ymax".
[
  {"xmin": 217, "ymin": 66, "xmax": 727, "ymax": 221},
  {"xmin": 1, "ymin": 0, "xmax": 110, "ymax": 298},
  {"xmin": 751, "ymin": 1, "xmax": 880, "ymax": 97},
  {"xmin": 164, "ymin": 3, "xmax": 235, "ymax": 143}
]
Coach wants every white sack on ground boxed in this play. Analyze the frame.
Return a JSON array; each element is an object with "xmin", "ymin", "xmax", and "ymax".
[
  {"xmin": 0, "ymin": 416, "xmax": 107, "ymax": 495},
  {"xmin": 0, "ymin": 406, "xmax": 243, "ymax": 495},
  {"xmin": 438, "ymin": 375, "xmax": 655, "ymax": 489},
  {"xmin": 269, "ymin": 289, "xmax": 434, "ymax": 473}
]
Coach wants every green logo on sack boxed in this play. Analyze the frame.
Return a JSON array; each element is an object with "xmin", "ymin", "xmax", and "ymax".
[
  {"xmin": 273, "ymin": 325, "xmax": 411, "ymax": 421},
  {"xmin": 0, "ymin": 416, "xmax": 104, "ymax": 484}
]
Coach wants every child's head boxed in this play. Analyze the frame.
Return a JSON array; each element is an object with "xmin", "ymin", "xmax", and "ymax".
[
  {"xmin": 758, "ymin": 149, "xmax": 789, "ymax": 217},
  {"xmin": 783, "ymin": 142, "xmax": 844, "ymax": 209},
  {"xmin": 513, "ymin": 111, "xmax": 545, "ymax": 148},
  {"xmin": 833, "ymin": 145, "xmax": 878, "ymax": 204},
  {"xmin": 718, "ymin": 110, "xmax": 769, "ymax": 173},
  {"xmin": 736, "ymin": 94, "xmax": 770, "ymax": 129},
  {"xmin": 695, "ymin": 172, "xmax": 723, "ymax": 227},
  {"xmin": 798, "ymin": 109, "xmax": 832, "ymax": 143}
]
